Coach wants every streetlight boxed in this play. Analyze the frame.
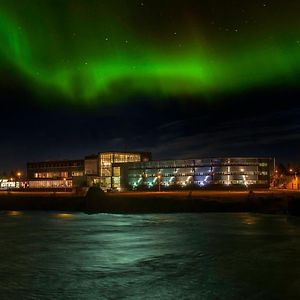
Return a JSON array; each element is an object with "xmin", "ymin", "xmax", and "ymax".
[
  {"xmin": 17, "ymin": 172, "xmax": 21, "ymax": 187},
  {"xmin": 289, "ymin": 168, "xmax": 297, "ymax": 177}
]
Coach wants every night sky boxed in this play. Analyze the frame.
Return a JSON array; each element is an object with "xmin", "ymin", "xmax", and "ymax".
[{"xmin": 1, "ymin": 0, "xmax": 300, "ymax": 171}]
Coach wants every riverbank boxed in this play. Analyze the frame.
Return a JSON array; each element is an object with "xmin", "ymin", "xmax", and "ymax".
[{"xmin": 0, "ymin": 189, "xmax": 300, "ymax": 215}]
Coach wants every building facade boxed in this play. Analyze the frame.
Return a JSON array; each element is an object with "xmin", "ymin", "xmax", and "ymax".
[
  {"xmin": 84, "ymin": 155, "xmax": 98, "ymax": 176},
  {"xmin": 27, "ymin": 159, "xmax": 85, "ymax": 189},
  {"xmin": 118, "ymin": 157, "xmax": 272, "ymax": 190},
  {"xmin": 26, "ymin": 152, "xmax": 152, "ymax": 190},
  {"xmin": 99, "ymin": 152, "xmax": 152, "ymax": 190}
]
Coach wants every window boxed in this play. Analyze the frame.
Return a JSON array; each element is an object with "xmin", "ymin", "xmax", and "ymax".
[{"xmin": 113, "ymin": 167, "xmax": 121, "ymax": 177}]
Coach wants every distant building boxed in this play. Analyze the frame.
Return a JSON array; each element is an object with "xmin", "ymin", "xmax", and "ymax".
[
  {"xmin": 26, "ymin": 159, "xmax": 85, "ymax": 189},
  {"xmin": 26, "ymin": 151, "xmax": 152, "ymax": 190},
  {"xmin": 117, "ymin": 157, "xmax": 272, "ymax": 190},
  {"xmin": 26, "ymin": 155, "xmax": 272, "ymax": 191}
]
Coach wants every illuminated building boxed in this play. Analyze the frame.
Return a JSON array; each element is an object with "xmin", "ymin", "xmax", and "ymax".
[
  {"xmin": 99, "ymin": 152, "xmax": 152, "ymax": 190},
  {"xmin": 27, "ymin": 159, "xmax": 84, "ymax": 179},
  {"xmin": 26, "ymin": 159, "xmax": 85, "ymax": 189},
  {"xmin": 0, "ymin": 178, "xmax": 21, "ymax": 190},
  {"xmin": 26, "ymin": 152, "xmax": 151, "ymax": 190},
  {"xmin": 26, "ymin": 155, "xmax": 271, "ymax": 191},
  {"xmin": 118, "ymin": 157, "xmax": 272, "ymax": 190}
]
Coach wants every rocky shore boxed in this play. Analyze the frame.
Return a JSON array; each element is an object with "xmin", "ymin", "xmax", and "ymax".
[{"xmin": 0, "ymin": 188, "xmax": 300, "ymax": 215}]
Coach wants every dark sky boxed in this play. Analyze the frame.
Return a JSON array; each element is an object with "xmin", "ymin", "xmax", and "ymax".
[{"xmin": 0, "ymin": 0, "xmax": 300, "ymax": 171}]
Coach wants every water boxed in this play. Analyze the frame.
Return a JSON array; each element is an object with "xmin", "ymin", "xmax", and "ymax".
[{"xmin": 0, "ymin": 212, "xmax": 300, "ymax": 300}]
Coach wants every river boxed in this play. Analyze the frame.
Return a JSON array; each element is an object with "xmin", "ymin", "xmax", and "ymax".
[{"xmin": 0, "ymin": 212, "xmax": 300, "ymax": 299}]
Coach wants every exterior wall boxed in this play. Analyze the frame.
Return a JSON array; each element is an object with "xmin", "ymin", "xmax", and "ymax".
[
  {"xmin": 99, "ymin": 152, "xmax": 152, "ymax": 190},
  {"xmin": 85, "ymin": 156, "xmax": 98, "ymax": 175},
  {"xmin": 120, "ymin": 157, "xmax": 271, "ymax": 190},
  {"xmin": 27, "ymin": 160, "xmax": 85, "ymax": 180},
  {"xmin": 26, "ymin": 153, "xmax": 152, "ymax": 190}
]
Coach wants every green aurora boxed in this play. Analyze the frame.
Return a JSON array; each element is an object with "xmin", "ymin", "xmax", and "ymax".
[{"xmin": 1, "ymin": 0, "xmax": 300, "ymax": 103}]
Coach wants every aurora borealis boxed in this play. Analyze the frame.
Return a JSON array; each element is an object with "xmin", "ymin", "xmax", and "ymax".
[
  {"xmin": 1, "ymin": 0, "xmax": 300, "ymax": 171},
  {"xmin": 1, "ymin": 0, "xmax": 300, "ymax": 102}
]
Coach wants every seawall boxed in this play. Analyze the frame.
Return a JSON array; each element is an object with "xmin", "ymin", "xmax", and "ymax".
[{"xmin": 1, "ymin": 189, "xmax": 300, "ymax": 215}]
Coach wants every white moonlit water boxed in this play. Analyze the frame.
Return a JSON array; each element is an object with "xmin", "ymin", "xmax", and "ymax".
[{"xmin": 0, "ymin": 212, "xmax": 300, "ymax": 299}]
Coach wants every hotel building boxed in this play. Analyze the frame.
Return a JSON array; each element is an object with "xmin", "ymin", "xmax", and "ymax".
[
  {"xmin": 25, "ymin": 154, "xmax": 271, "ymax": 191},
  {"xmin": 26, "ymin": 151, "xmax": 151, "ymax": 190},
  {"xmin": 117, "ymin": 157, "xmax": 271, "ymax": 190}
]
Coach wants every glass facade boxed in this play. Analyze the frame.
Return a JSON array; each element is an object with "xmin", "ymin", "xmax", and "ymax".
[
  {"xmin": 120, "ymin": 158, "xmax": 271, "ymax": 190},
  {"xmin": 99, "ymin": 152, "xmax": 150, "ymax": 190}
]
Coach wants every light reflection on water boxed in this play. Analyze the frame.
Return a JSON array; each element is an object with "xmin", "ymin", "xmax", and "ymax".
[
  {"xmin": 238, "ymin": 214, "xmax": 260, "ymax": 225},
  {"xmin": 6, "ymin": 211, "xmax": 24, "ymax": 217},
  {"xmin": 0, "ymin": 212, "xmax": 300, "ymax": 299},
  {"xmin": 55, "ymin": 213, "xmax": 74, "ymax": 219}
]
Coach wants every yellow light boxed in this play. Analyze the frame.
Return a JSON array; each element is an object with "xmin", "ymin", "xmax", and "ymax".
[
  {"xmin": 7, "ymin": 211, "xmax": 23, "ymax": 217},
  {"xmin": 55, "ymin": 213, "xmax": 73, "ymax": 219}
]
